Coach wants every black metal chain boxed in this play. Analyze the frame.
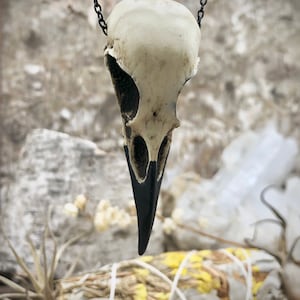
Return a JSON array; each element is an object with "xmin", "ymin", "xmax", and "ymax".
[
  {"xmin": 94, "ymin": 0, "xmax": 107, "ymax": 35},
  {"xmin": 197, "ymin": 0, "xmax": 208, "ymax": 28},
  {"xmin": 93, "ymin": 0, "xmax": 207, "ymax": 36}
]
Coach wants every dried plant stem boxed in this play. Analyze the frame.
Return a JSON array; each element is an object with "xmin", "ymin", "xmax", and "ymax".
[
  {"xmin": 131, "ymin": 260, "xmax": 187, "ymax": 300},
  {"xmin": 157, "ymin": 214, "xmax": 246, "ymax": 248},
  {"xmin": 0, "ymin": 207, "xmax": 94, "ymax": 299},
  {"xmin": 0, "ymin": 293, "xmax": 41, "ymax": 299},
  {"xmin": 0, "ymin": 275, "xmax": 38, "ymax": 298},
  {"xmin": 5, "ymin": 237, "xmax": 41, "ymax": 293}
]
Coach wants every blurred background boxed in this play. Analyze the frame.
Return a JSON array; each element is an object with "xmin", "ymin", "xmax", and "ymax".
[
  {"xmin": 1, "ymin": 0, "xmax": 299, "ymax": 182},
  {"xmin": 0, "ymin": 0, "xmax": 300, "ymax": 295}
]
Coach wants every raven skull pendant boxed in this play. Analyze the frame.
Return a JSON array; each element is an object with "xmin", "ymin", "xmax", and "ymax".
[{"xmin": 104, "ymin": 0, "xmax": 201, "ymax": 254}]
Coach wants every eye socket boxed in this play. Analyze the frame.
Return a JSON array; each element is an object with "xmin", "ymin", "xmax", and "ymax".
[
  {"xmin": 157, "ymin": 134, "xmax": 171, "ymax": 180},
  {"xmin": 133, "ymin": 135, "xmax": 149, "ymax": 180},
  {"xmin": 106, "ymin": 54, "xmax": 139, "ymax": 122}
]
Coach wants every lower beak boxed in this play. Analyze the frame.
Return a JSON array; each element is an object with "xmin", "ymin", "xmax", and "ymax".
[{"xmin": 124, "ymin": 145, "xmax": 164, "ymax": 255}]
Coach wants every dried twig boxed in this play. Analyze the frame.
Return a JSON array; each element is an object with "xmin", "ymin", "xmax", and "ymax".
[{"xmin": 157, "ymin": 213, "xmax": 247, "ymax": 248}]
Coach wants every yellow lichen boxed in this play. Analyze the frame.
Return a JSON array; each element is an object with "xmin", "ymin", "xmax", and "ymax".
[
  {"xmin": 170, "ymin": 267, "xmax": 188, "ymax": 276},
  {"xmin": 193, "ymin": 271, "xmax": 212, "ymax": 282},
  {"xmin": 252, "ymin": 280, "xmax": 263, "ymax": 296},
  {"xmin": 189, "ymin": 253, "xmax": 204, "ymax": 269},
  {"xmin": 198, "ymin": 250, "xmax": 212, "ymax": 258},
  {"xmin": 226, "ymin": 248, "xmax": 250, "ymax": 261},
  {"xmin": 163, "ymin": 252, "xmax": 186, "ymax": 269},
  {"xmin": 190, "ymin": 253, "xmax": 203, "ymax": 264},
  {"xmin": 212, "ymin": 278, "xmax": 221, "ymax": 290},
  {"xmin": 134, "ymin": 268, "xmax": 150, "ymax": 278},
  {"xmin": 153, "ymin": 292, "xmax": 170, "ymax": 300},
  {"xmin": 191, "ymin": 270, "xmax": 221, "ymax": 294},
  {"xmin": 140, "ymin": 256, "xmax": 153, "ymax": 263},
  {"xmin": 252, "ymin": 265, "xmax": 260, "ymax": 272},
  {"xmin": 134, "ymin": 283, "xmax": 147, "ymax": 300}
]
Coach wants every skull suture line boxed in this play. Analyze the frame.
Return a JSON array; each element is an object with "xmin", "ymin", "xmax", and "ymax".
[{"xmin": 105, "ymin": 0, "xmax": 200, "ymax": 254}]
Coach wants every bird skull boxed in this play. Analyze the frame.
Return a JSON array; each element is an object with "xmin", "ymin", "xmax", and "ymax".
[{"xmin": 104, "ymin": 0, "xmax": 201, "ymax": 254}]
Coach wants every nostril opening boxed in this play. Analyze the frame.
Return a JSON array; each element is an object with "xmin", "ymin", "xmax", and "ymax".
[
  {"xmin": 153, "ymin": 111, "xmax": 157, "ymax": 117},
  {"xmin": 133, "ymin": 135, "xmax": 149, "ymax": 180}
]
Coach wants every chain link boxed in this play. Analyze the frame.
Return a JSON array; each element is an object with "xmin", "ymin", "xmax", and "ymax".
[
  {"xmin": 93, "ymin": 0, "xmax": 207, "ymax": 35},
  {"xmin": 197, "ymin": 0, "xmax": 208, "ymax": 28},
  {"xmin": 94, "ymin": 0, "xmax": 108, "ymax": 35}
]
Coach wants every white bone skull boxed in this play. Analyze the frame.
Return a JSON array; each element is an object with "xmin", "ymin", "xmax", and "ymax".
[{"xmin": 104, "ymin": 0, "xmax": 201, "ymax": 254}]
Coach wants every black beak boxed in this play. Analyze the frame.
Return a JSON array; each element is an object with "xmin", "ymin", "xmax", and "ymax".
[{"xmin": 124, "ymin": 145, "xmax": 164, "ymax": 255}]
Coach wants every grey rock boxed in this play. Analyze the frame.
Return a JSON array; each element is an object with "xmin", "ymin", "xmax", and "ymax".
[{"xmin": 0, "ymin": 129, "xmax": 163, "ymax": 276}]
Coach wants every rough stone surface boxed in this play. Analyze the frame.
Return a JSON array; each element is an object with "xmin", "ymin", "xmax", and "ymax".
[{"xmin": 0, "ymin": 129, "xmax": 164, "ymax": 276}]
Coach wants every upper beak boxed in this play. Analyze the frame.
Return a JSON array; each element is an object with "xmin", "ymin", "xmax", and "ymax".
[{"xmin": 124, "ymin": 145, "xmax": 165, "ymax": 255}]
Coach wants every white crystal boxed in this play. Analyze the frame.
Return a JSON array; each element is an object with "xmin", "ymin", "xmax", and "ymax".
[
  {"xmin": 24, "ymin": 64, "xmax": 45, "ymax": 75},
  {"xmin": 168, "ymin": 124, "xmax": 299, "ymax": 249}
]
